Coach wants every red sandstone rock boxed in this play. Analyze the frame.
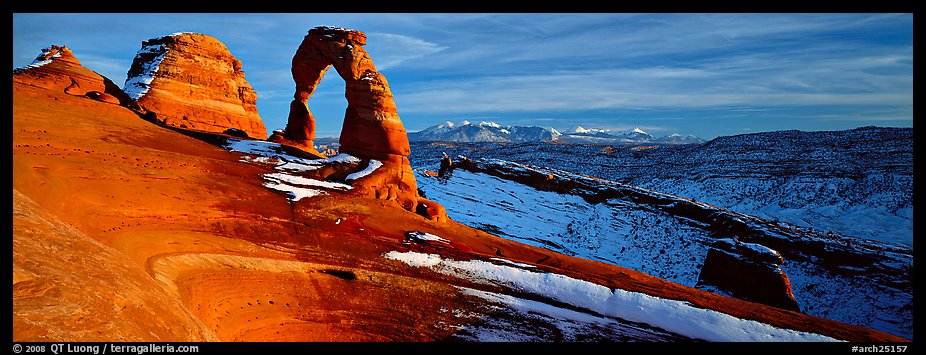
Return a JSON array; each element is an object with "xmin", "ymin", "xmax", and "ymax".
[
  {"xmin": 696, "ymin": 239, "xmax": 800, "ymax": 312},
  {"xmin": 85, "ymin": 91, "xmax": 120, "ymax": 105},
  {"xmin": 417, "ymin": 197, "xmax": 448, "ymax": 222},
  {"xmin": 284, "ymin": 26, "xmax": 425, "ymax": 213},
  {"xmin": 268, "ymin": 130, "xmax": 319, "ymax": 153},
  {"xmin": 13, "ymin": 45, "xmax": 130, "ymax": 105},
  {"xmin": 124, "ymin": 33, "xmax": 267, "ymax": 139},
  {"xmin": 287, "ymin": 26, "xmax": 411, "ymax": 160}
]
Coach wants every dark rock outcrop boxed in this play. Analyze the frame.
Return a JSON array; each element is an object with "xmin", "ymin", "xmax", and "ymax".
[{"xmin": 696, "ymin": 239, "xmax": 800, "ymax": 312}]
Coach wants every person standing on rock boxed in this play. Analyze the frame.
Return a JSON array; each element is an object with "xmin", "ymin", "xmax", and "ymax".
[{"xmin": 438, "ymin": 152, "xmax": 454, "ymax": 180}]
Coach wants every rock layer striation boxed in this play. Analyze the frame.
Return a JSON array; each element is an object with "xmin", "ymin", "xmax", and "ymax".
[
  {"xmin": 124, "ymin": 33, "xmax": 267, "ymax": 139},
  {"xmin": 13, "ymin": 45, "xmax": 131, "ymax": 105}
]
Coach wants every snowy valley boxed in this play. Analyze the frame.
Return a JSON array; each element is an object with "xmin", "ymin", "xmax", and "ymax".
[{"xmin": 409, "ymin": 126, "xmax": 913, "ymax": 340}]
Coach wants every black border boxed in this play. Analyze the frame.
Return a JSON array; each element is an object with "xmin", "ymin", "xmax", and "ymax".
[{"xmin": 9, "ymin": 1, "xmax": 919, "ymax": 352}]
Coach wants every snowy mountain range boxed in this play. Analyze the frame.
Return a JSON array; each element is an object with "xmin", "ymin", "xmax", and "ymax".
[
  {"xmin": 560, "ymin": 126, "xmax": 704, "ymax": 144},
  {"xmin": 408, "ymin": 121, "xmax": 559, "ymax": 143},
  {"xmin": 408, "ymin": 120, "xmax": 704, "ymax": 145}
]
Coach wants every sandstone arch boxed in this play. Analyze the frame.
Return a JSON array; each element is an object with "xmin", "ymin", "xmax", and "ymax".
[
  {"xmin": 281, "ymin": 26, "xmax": 442, "ymax": 218},
  {"xmin": 282, "ymin": 26, "xmax": 411, "ymax": 161}
]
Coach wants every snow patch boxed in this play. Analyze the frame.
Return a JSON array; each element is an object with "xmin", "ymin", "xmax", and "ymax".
[
  {"xmin": 265, "ymin": 172, "xmax": 352, "ymax": 191},
  {"xmin": 384, "ymin": 250, "xmax": 840, "ymax": 342},
  {"xmin": 222, "ymin": 139, "xmax": 368, "ymax": 202},
  {"xmin": 123, "ymin": 44, "xmax": 168, "ymax": 101},
  {"xmin": 406, "ymin": 231, "xmax": 450, "ymax": 244},
  {"xmin": 456, "ymin": 286, "xmax": 674, "ymax": 341},
  {"xmin": 263, "ymin": 178, "xmax": 327, "ymax": 201},
  {"xmin": 488, "ymin": 258, "xmax": 536, "ymax": 269},
  {"xmin": 14, "ymin": 47, "xmax": 63, "ymax": 72},
  {"xmin": 345, "ymin": 160, "xmax": 382, "ymax": 182},
  {"xmin": 324, "ymin": 153, "xmax": 362, "ymax": 164},
  {"xmin": 239, "ymin": 156, "xmax": 284, "ymax": 166}
]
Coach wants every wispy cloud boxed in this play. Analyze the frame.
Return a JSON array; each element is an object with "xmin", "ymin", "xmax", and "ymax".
[
  {"xmin": 394, "ymin": 57, "xmax": 911, "ymax": 114},
  {"xmin": 365, "ymin": 33, "xmax": 448, "ymax": 71}
]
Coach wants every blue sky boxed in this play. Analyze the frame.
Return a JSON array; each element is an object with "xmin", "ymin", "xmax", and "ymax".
[{"xmin": 12, "ymin": 13, "xmax": 912, "ymax": 139}]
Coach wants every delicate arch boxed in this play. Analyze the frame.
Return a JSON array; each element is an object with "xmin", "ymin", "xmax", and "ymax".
[{"xmin": 283, "ymin": 26, "xmax": 411, "ymax": 161}]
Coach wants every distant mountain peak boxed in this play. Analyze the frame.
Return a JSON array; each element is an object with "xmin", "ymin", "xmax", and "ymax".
[
  {"xmin": 571, "ymin": 126, "xmax": 590, "ymax": 134},
  {"xmin": 409, "ymin": 121, "xmax": 559, "ymax": 143}
]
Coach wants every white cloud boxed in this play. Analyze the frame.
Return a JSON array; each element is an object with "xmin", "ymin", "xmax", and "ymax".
[
  {"xmin": 394, "ymin": 59, "xmax": 911, "ymax": 115},
  {"xmin": 364, "ymin": 32, "xmax": 448, "ymax": 71}
]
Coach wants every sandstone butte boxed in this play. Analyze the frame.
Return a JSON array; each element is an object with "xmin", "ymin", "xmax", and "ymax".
[
  {"xmin": 124, "ymin": 32, "xmax": 268, "ymax": 139},
  {"xmin": 11, "ymin": 30, "xmax": 907, "ymax": 343}
]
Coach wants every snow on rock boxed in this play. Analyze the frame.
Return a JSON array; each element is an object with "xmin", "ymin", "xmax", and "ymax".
[
  {"xmin": 125, "ymin": 32, "xmax": 268, "ymax": 138},
  {"xmin": 323, "ymin": 153, "xmax": 362, "ymax": 164},
  {"xmin": 13, "ymin": 46, "xmax": 64, "ymax": 72},
  {"xmin": 454, "ymin": 287, "xmax": 685, "ymax": 341},
  {"xmin": 263, "ymin": 177, "xmax": 327, "ymax": 202},
  {"xmin": 488, "ymin": 258, "xmax": 535, "ymax": 269},
  {"xmin": 224, "ymin": 139, "xmax": 313, "ymax": 164},
  {"xmin": 384, "ymin": 251, "xmax": 839, "ymax": 342},
  {"xmin": 167, "ymin": 31, "xmax": 196, "ymax": 37},
  {"xmin": 123, "ymin": 44, "xmax": 168, "ymax": 101},
  {"xmin": 345, "ymin": 159, "xmax": 382, "ymax": 182},
  {"xmin": 224, "ymin": 139, "xmax": 359, "ymax": 168},
  {"xmin": 222, "ymin": 139, "xmax": 369, "ymax": 202},
  {"xmin": 264, "ymin": 172, "xmax": 352, "ymax": 191},
  {"xmin": 405, "ymin": 231, "xmax": 450, "ymax": 244}
]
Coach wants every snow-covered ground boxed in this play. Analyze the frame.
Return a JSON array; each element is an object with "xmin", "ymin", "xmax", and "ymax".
[
  {"xmin": 409, "ymin": 127, "xmax": 913, "ymax": 247},
  {"xmin": 642, "ymin": 175, "xmax": 913, "ymax": 246},
  {"xmin": 449, "ymin": 287, "xmax": 687, "ymax": 341},
  {"xmin": 385, "ymin": 250, "xmax": 838, "ymax": 342},
  {"xmin": 418, "ymin": 170, "xmax": 711, "ymax": 287},
  {"xmin": 413, "ymin": 160, "xmax": 912, "ymax": 339}
]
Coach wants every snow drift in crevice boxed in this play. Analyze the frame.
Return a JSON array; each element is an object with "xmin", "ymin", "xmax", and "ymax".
[
  {"xmin": 384, "ymin": 250, "xmax": 839, "ymax": 342},
  {"xmin": 123, "ymin": 43, "xmax": 168, "ymax": 101}
]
